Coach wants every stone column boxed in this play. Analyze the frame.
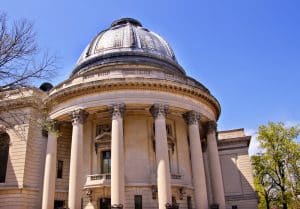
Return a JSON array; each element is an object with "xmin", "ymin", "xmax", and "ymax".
[
  {"xmin": 42, "ymin": 122, "xmax": 59, "ymax": 209},
  {"xmin": 110, "ymin": 104, "xmax": 125, "ymax": 208},
  {"xmin": 150, "ymin": 104, "xmax": 172, "ymax": 209},
  {"xmin": 68, "ymin": 109, "xmax": 89, "ymax": 209},
  {"xmin": 206, "ymin": 121, "xmax": 225, "ymax": 209},
  {"xmin": 184, "ymin": 111, "xmax": 208, "ymax": 209}
]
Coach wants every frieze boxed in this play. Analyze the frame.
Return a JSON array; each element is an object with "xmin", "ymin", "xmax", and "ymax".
[{"xmin": 47, "ymin": 78, "xmax": 221, "ymax": 119}]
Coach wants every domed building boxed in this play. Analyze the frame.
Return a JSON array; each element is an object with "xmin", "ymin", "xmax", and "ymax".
[{"xmin": 0, "ymin": 18, "xmax": 258, "ymax": 209}]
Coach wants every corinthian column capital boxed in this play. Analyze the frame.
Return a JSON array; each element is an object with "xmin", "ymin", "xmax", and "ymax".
[
  {"xmin": 207, "ymin": 121, "xmax": 217, "ymax": 134},
  {"xmin": 109, "ymin": 103, "xmax": 125, "ymax": 120},
  {"xmin": 150, "ymin": 104, "xmax": 169, "ymax": 119},
  {"xmin": 183, "ymin": 111, "xmax": 201, "ymax": 125},
  {"xmin": 70, "ymin": 109, "xmax": 89, "ymax": 125}
]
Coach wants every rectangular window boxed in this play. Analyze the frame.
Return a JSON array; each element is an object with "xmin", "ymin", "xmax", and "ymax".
[
  {"xmin": 101, "ymin": 150, "xmax": 111, "ymax": 174},
  {"xmin": 57, "ymin": 160, "xmax": 63, "ymax": 179},
  {"xmin": 232, "ymin": 206, "xmax": 238, "ymax": 209},
  {"xmin": 134, "ymin": 195, "xmax": 142, "ymax": 209},
  {"xmin": 187, "ymin": 196, "xmax": 192, "ymax": 209}
]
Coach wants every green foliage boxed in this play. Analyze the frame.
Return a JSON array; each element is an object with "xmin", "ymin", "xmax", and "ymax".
[{"xmin": 251, "ymin": 122, "xmax": 300, "ymax": 209}]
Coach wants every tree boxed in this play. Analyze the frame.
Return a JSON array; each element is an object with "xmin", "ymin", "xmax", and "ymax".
[
  {"xmin": 0, "ymin": 11, "xmax": 57, "ymax": 130},
  {"xmin": 252, "ymin": 122, "xmax": 300, "ymax": 209},
  {"xmin": 0, "ymin": 12, "xmax": 56, "ymax": 89}
]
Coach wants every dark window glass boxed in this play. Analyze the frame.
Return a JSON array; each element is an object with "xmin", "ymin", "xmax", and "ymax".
[
  {"xmin": 232, "ymin": 206, "xmax": 238, "ymax": 209},
  {"xmin": 102, "ymin": 150, "xmax": 111, "ymax": 174},
  {"xmin": 0, "ymin": 132, "xmax": 9, "ymax": 183},
  {"xmin": 134, "ymin": 195, "xmax": 142, "ymax": 209},
  {"xmin": 187, "ymin": 196, "xmax": 192, "ymax": 209},
  {"xmin": 172, "ymin": 196, "xmax": 176, "ymax": 204},
  {"xmin": 99, "ymin": 198, "xmax": 111, "ymax": 209},
  {"xmin": 57, "ymin": 160, "xmax": 63, "ymax": 179},
  {"xmin": 54, "ymin": 200, "xmax": 64, "ymax": 209}
]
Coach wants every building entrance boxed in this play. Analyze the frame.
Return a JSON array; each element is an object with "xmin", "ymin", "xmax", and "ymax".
[{"xmin": 99, "ymin": 198, "xmax": 111, "ymax": 209}]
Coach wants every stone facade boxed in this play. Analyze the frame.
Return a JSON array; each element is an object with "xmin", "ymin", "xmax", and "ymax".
[{"xmin": 0, "ymin": 18, "xmax": 258, "ymax": 209}]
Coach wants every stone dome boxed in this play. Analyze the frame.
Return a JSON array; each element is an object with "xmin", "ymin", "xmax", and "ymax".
[{"xmin": 72, "ymin": 18, "xmax": 185, "ymax": 76}]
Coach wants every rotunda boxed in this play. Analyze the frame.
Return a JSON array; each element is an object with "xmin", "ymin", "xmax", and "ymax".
[{"xmin": 38, "ymin": 18, "xmax": 257, "ymax": 209}]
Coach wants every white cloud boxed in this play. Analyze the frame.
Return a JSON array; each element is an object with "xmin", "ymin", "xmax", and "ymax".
[
  {"xmin": 285, "ymin": 120, "xmax": 300, "ymax": 127},
  {"xmin": 245, "ymin": 128, "xmax": 262, "ymax": 156}
]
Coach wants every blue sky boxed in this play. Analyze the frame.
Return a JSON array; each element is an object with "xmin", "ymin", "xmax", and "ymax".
[{"xmin": 2, "ymin": 0, "xmax": 300, "ymax": 153}]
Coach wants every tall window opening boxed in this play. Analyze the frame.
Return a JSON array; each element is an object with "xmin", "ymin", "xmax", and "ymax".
[
  {"xmin": 187, "ymin": 196, "xmax": 192, "ymax": 209},
  {"xmin": 57, "ymin": 160, "xmax": 63, "ymax": 179},
  {"xmin": 134, "ymin": 195, "xmax": 142, "ymax": 209},
  {"xmin": 0, "ymin": 132, "xmax": 9, "ymax": 183},
  {"xmin": 101, "ymin": 150, "xmax": 111, "ymax": 174}
]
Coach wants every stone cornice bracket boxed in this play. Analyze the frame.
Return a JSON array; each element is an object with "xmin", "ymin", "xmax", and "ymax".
[
  {"xmin": 207, "ymin": 121, "xmax": 217, "ymax": 134},
  {"xmin": 183, "ymin": 111, "xmax": 201, "ymax": 125},
  {"xmin": 109, "ymin": 103, "xmax": 125, "ymax": 120},
  {"xmin": 150, "ymin": 103, "xmax": 169, "ymax": 119},
  {"xmin": 70, "ymin": 109, "xmax": 89, "ymax": 125}
]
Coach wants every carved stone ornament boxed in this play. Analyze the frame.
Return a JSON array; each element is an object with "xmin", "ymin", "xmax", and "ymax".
[
  {"xmin": 207, "ymin": 121, "xmax": 217, "ymax": 134},
  {"xmin": 109, "ymin": 103, "xmax": 125, "ymax": 120},
  {"xmin": 150, "ymin": 103, "xmax": 169, "ymax": 119},
  {"xmin": 183, "ymin": 111, "xmax": 200, "ymax": 125},
  {"xmin": 70, "ymin": 109, "xmax": 89, "ymax": 125}
]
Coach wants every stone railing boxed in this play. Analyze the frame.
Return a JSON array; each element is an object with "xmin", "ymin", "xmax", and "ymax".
[{"xmin": 84, "ymin": 174, "xmax": 111, "ymax": 188}]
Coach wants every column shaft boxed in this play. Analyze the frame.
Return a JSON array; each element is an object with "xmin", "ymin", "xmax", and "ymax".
[
  {"xmin": 206, "ymin": 121, "xmax": 226, "ymax": 209},
  {"xmin": 151, "ymin": 104, "xmax": 171, "ymax": 209},
  {"xmin": 42, "ymin": 131, "xmax": 57, "ymax": 209},
  {"xmin": 68, "ymin": 110, "xmax": 88, "ymax": 209},
  {"xmin": 184, "ymin": 111, "xmax": 208, "ymax": 209},
  {"xmin": 110, "ymin": 104, "xmax": 125, "ymax": 208}
]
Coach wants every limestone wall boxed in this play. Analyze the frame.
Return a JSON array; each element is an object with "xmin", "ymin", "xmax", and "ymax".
[
  {"xmin": 55, "ymin": 123, "xmax": 72, "ymax": 203},
  {"xmin": 219, "ymin": 145, "xmax": 258, "ymax": 209}
]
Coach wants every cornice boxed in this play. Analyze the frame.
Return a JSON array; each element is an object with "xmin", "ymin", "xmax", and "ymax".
[
  {"xmin": 46, "ymin": 78, "xmax": 221, "ymax": 119},
  {"xmin": 218, "ymin": 136, "xmax": 251, "ymax": 147}
]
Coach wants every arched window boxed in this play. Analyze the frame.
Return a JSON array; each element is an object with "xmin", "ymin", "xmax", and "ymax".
[{"xmin": 0, "ymin": 132, "xmax": 10, "ymax": 183}]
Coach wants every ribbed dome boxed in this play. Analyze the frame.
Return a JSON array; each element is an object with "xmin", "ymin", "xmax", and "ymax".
[{"xmin": 72, "ymin": 18, "xmax": 185, "ymax": 76}]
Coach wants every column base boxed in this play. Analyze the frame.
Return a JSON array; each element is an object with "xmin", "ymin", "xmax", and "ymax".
[{"xmin": 111, "ymin": 204, "xmax": 123, "ymax": 209}]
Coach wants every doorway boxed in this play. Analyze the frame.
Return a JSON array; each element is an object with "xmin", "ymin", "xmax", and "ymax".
[{"xmin": 99, "ymin": 198, "xmax": 111, "ymax": 209}]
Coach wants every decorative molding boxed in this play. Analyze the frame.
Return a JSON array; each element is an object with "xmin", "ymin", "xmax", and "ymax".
[
  {"xmin": 207, "ymin": 121, "xmax": 217, "ymax": 134},
  {"xmin": 70, "ymin": 109, "xmax": 89, "ymax": 125},
  {"xmin": 183, "ymin": 111, "xmax": 200, "ymax": 125},
  {"xmin": 150, "ymin": 103, "xmax": 169, "ymax": 119},
  {"xmin": 109, "ymin": 103, "xmax": 125, "ymax": 120},
  {"xmin": 46, "ymin": 78, "xmax": 221, "ymax": 119}
]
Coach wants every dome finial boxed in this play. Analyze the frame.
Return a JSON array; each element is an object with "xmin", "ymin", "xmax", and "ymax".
[{"xmin": 111, "ymin": 18, "xmax": 142, "ymax": 27}]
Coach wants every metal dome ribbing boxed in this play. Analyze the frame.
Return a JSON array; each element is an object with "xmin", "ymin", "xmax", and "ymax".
[{"xmin": 72, "ymin": 18, "xmax": 185, "ymax": 76}]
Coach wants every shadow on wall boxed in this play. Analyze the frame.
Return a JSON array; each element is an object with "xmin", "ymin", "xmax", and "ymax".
[{"xmin": 219, "ymin": 151, "xmax": 258, "ymax": 209}]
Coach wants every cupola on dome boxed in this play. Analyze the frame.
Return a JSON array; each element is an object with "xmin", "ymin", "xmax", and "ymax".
[{"xmin": 72, "ymin": 18, "xmax": 185, "ymax": 76}]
